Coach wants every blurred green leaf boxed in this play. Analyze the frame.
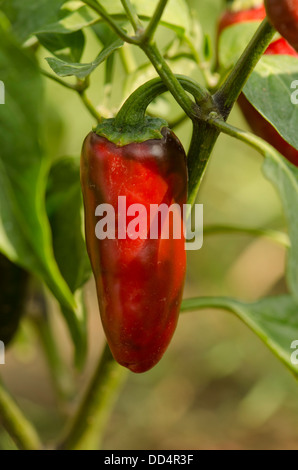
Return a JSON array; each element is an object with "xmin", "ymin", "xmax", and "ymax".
[
  {"xmin": 46, "ymin": 157, "xmax": 91, "ymax": 293},
  {"xmin": 35, "ymin": 0, "xmax": 191, "ymax": 36},
  {"xmin": 243, "ymin": 56, "xmax": 298, "ymax": 151},
  {"xmin": 262, "ymin": 153, "xmax": 298, "ymax": 304},
  {"xmin": 182, "ymin": 295, "xmax": 298, "ymax": 376},
  {"xmin": 35, "ymin": 5, "xmax": 95, "ymax": 35},
  {"xmin": 37, "ymin": 30, "xmax": 85, "ymax": 62},
  {"xmin": 92, "ymin": 23, "xmax": 120, "ymax": 46},
  {"xmin": 0, "ymin": 0, "xmax": 66, "ymax": 42},
  {"xmin": 46, "ymin": 157, "xmax": 92, "ymax": 367},
  {"xmin": 46, "ymin": 37, "xmax": 123, "ymax": 79},
  {"xmin": 0, "ymin": 27, "xmax": 86, "ymax": 364}
]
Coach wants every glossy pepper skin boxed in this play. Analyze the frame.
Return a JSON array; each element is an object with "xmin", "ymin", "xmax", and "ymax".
[
  {"xmin": 218, "ymin": 0, "xmax": 298, "ymax": 166},
  {"xmin": 265, "ymin": 0, "xmax": 298, "ymax": 52},
  {"xmin": 81, "ymin": 128, "xmax": 187, "ymax": 373}
]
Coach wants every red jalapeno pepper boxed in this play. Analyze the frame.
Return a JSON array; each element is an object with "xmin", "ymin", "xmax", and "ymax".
[{"xmin": 81, "ymin": 81, "xmax": 188, "ymax": 373}]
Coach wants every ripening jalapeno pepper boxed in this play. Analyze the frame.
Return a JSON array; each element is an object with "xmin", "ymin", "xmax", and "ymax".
[{"xmin": 81, "ymin": 81, "xmax": 188, "ymax": 373}]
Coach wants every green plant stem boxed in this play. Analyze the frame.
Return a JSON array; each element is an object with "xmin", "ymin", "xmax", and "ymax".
[
  {"xmin": 121, "ymin": 0, "xmax": 143, "ymax": 33},
  {"xmin": 78, "ymin": 90, "xmax": 102, "ymax": 123},
  {"xmin": 40, "ymin": 69, "xmax": 78, "ymax": 91},
  {"xmin": 0, "ymin": 379, "xmax": 42, "ymax": 450},
  {"xmin": 32, "ymin": 315, "xmax": 75, "ymax": 403},
  {"xmin": 214, "ymin": 19, "xmax": 275, "ymax": 117},
  {"xmin": 141, "ymin": 42, "xmax": 198, "ymax": 118},
  {"xmin": 114, "ymin": 75, "xmax": 210, "ymax": 128},
  {"xmin": 204, "ymin": 224, "xmax": 290, "ymax": 247},
  {"xmin": 59, "ymin": 344, "xmax": 127, "ymax": 450},
  {"xmin": 181, "ymin": 296, "xmax": 236, "ymax": 313},
  {"xmin": 141, "ymin": 0, "xmax": 169, "ymax": 43},
  {"xmin": 208, "ymin": 115, "xmax": 278, "ymax": 158},
  {"xmin": 82, "ymin": 0, "xmax": 138, "ymax": 44}
]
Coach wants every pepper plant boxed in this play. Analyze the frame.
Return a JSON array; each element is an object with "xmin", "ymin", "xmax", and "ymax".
[{"xmin": 0, "ymin": 0, "xmax": 298, "ymax": 450}]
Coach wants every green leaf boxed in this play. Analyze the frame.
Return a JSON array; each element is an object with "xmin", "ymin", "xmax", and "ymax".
[
  {"xmin": 262, "ymin": 152, "xmax": 298, "ymax": 304},
  {"xmin": 37, "ymin": 30, "xmax": 85, "ymax": 62},
  {"xmin": 182, "ymin": 295, "xmax": 298, "ymax": 376},
  {"xmin": 35, "ymin": 5, "xmax": 95, "ymax": 35},
  {"xmin": 218, "ymin": 22, "xmax": 262, "ymax": 70},
  {"xmin": 243, "ymin": 56, "xmax": 298, "ymax": 151},
  {"xmin": 0, "ymin": 27, "xmax": 86, "ymax": 364},
  {"xmin": 46, "ymin": 157, "xmax": 91, "ymax": 293},
  {"xmin": 35, "ymin": 0, "xmax": 191, "ymax": 36},
  {"xmin": 0, "ymin": 0, "xmax": 66, "ymax": 42},
  {"xmin": 46, "ymin": 157, "xmax": 92, "ymax": 368},
  {"xmin": 46, "ymin": 38, "xmax": 123, "ymax": 79},
  {"xmin": 92, "ymin": 22, "xmax": 121, "ymax": 47}
]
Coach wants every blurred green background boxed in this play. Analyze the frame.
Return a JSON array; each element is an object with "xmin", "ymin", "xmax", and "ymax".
[{"xmin": 1, "ymin": 0, "xmax": 298, "ymax": 450}]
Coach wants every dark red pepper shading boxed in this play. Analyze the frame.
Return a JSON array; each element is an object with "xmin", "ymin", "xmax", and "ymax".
[
  {"xmin": 0, "ymin": 254, "xmax": 28, "ymax": 346},
  {"xmin": 81, "ymin": 128, "xmax": 187, "ymax": 373}
]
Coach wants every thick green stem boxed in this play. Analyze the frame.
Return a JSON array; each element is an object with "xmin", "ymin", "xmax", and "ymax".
[
  {"xmin": 42, "ymin": 69, "xmax": 101, "ymax": 122},
  {"xmin": 114, "ymin": 75, "xmax": 210, "ymax": 128},
  {"xmin": 141, "ymin": 43, "xmax": 197, "ymax": 118},
  {"xmin": 141, "ymin": 0, "xmax": 169, "ymax": 43},
  {"xmin": 214, "ymin": 19, "xmax": 275, "ymax": 117},
  {"xmin": 59, "ymin": 344, "xmax": 127, "ymax": 450},
  {"xmin": 0, "ymin": 379, "xmax": 42, "ymax": 450},
  {"xmin": 187, "ymin": 121, "xmax": 220, "ymax": 206}
]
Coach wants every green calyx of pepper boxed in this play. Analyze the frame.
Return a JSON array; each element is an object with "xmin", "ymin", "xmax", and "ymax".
[
  {"xmin": 94, "ymin": 116, "xmax": 168, "ymax": 146},
  {"xmin": 94, "ymin": 75, "xmax": 213, "ymax": 147}
]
